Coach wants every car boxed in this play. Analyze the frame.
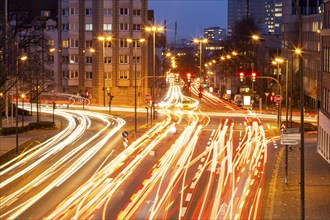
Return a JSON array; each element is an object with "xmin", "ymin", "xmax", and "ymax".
[{"xmin": 178, "ymin": 99, "xmax": 199, "ymax": 110}]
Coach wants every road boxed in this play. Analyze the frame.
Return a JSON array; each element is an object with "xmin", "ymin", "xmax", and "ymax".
[{"xmin": 0, "ymin": 83, "xmax": 315, "ymax": 219}]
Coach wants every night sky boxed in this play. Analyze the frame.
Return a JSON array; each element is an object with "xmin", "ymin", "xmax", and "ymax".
[{"xmin": 148, "ymin": 0, "xmax": 228, "ymax": 42}]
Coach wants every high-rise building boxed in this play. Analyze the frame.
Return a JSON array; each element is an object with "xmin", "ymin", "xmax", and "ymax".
[
  {"xmin": 227, "ymin": 0, "xmax": 248, "ymax": 36},
  {"xmin": 204, "ymin": 27, "xmax": 226, "ymax": 41},
  {"xmin": 228, "ymin": 0, "xmax": 282, "ymax": 35},
  {"xmin": 53, "ymin": 0, "xmax": 150, "ymax": 105}
]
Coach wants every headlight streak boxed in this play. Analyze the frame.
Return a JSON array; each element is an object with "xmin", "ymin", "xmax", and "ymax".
[
  {"xmin": 43, "ymin": 115, "xmax": 173, "ymax": 220},
  {"xmin": 0, "ymin": 110, "xmax": 125, "ymax": 219}
]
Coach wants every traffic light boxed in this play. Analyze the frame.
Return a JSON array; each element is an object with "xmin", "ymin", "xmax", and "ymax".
[
  {"xmin": 187, "ymin": 73, "xmax": 191, "ymax": 82},
  {"xmin": 270, "ymin": 95, "xmax": 274, "ymax": 102},
  {"xmin": 175, "ymin": 73, "xmax": 179, "ymax": 82},
  {"xmin": 251, "ymin": 72, "xmax": 257, "ymax": 82},
  {"xmin": 239, "ymin": 71, "xmax": 245, "ymax": 82}
]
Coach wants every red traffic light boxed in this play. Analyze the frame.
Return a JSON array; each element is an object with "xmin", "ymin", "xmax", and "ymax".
[{"xmin": 187, "ymin": 73, "xmax": 191, "ymax": 77}]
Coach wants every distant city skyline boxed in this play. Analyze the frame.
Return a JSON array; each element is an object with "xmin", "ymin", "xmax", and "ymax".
[{"xmin": 148, "ymin": 0, "xmax": 228, "ymax": 42}]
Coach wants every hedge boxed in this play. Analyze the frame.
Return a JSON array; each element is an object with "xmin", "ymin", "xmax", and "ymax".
[{"xmin": 0, "ymin": 121, "xmax": 55, "ymax": 136}]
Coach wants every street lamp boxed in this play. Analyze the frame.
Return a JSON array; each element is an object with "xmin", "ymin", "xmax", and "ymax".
[
  {"xmin": 252, "ymin": 34, "xmax": 302, "ymax": 127},
  {"xmin": 97, "ymin": 36, "xmax": 112, "ymax": 107},
  {"xmin": 16, "ymin": 54, "xmax": 27, "ymax": 154},
  {"xmin": 145, "ymin": 25, "xmax": 164, "ymax": 101},
  {"xmin": 127, "ymin": 38, "xmax": 145, "ymax": 135},
  {"xmin": 272, "ymin": 58, "xmax": 285, "ymax": 127},
  {"xmin": 21, "ymin": 93, "xmax": 25, "ymax": 127},
  {"xmin": 193, "ymin": 38, "xmax": 208, "ymax": 78}
]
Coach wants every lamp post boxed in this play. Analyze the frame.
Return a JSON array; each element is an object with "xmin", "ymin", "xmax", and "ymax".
[
  {"xmin": 252, "ymin": 35, "xmax": 302, "ymax": 127},
  {"xmin": 145, "ymin": 25, "xmax": 164, "ymax": 101},
  {"xmin": 21, "ymin": 93, "xmax": 25, "ymax": 127},
  {"xmin": 16, "ymin": 55, "xmax": 27, "ymax": 154},
  {"xmin": 193, "ymin": 38, "xmax": 208, "ymax": 78},
  {"xmin": 127, "ymin": 38, "xmax": 145, "ymax": 135},
  {"xmin": 97, "ymin": 36, "xmax": 112, "ymax": 107}
]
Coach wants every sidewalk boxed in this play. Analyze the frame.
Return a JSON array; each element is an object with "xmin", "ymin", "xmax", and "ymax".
[
  {"xmin": 263, "ymin": 134, "xmax": 330, "ymax": 219},
  {"xmin": 0, "ymin": 113, "xmax": 61, "ymax": 157}
]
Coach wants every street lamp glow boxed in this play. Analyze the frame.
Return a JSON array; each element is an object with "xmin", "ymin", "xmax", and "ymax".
[
  {"xmin": 232, "ymin": 51, "xmax": 238, "ymax": 56},
  {"xmin": 98, "ymin": 36, "xmax": 112, "ymax": 41},
  {"xmin": 275, "ymin": 57, "xmax": 284, "ymax": 63},
  {"xmin": 20, "ymin": 55, "xmax": 27, "ymax": 61},
  {"xmin": 252, "ymin": 35, "xmax": 260, "ymax": 40},
  {"xmin": 89, "ymin": 48, "xmax": 95, "ymax": 53},
  {"xmin": 295, "ymin": 48, "xmax": 302, "ymax": 55},
  {"xmin": 49, "ymin": 48, "xmax": 55, "ymax": 53},
  {"xmin": 145, "ymin": 25, "xmax": 164, "ymax": 32},
  {"xmin": 226, "ymin": 55, "xmax": 231, "ymax": 59}
]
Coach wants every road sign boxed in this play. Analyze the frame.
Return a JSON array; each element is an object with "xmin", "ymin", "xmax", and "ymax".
[
  {"xmin": 122, "ymin": 130, "xmax": 129, "ymax": 138},
  {"xmin": 144, "ymin": 94, "xmax": 152, "ymax": 102},
  {"xmin": 274, "ymin": 95, "xmax": 282, "ymax": 103},
  {"xmin": 123, "ymin": 137, "xmax": 129, "ymax": 148},
  {"xmin": 281, "ymin": 140, "xmax": 298, "ymax": 145},
  {"xmin": 280, "ymin": 133, "xmax": 301, "ymax": 140},
  {"xmin": 283, "ymin": 128, "xmax": 299, "ymax": 133}
]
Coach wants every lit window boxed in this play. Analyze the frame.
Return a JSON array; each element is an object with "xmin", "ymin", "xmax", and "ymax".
[
  {"xmin": 62, "ymin": 40, "xmax": 69, "ymax": 48},
  {"xmin": 48, "ymin": 40, "xmax": 55, "ymax": 46},
  {"xmin": 104, "ymin": 23, "xmax": 112, "ymax": 31},
  {"xmin": 85, "ymin": 23, "xmax": 93, "ymax": 31}
]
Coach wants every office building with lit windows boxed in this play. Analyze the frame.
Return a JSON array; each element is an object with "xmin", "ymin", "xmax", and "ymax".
[
  {"xmin": 228, "ymin": 0, "xmax": 282, "ymax": 35},
  {"xmin": 52, "ymin": 0, "xmax": 150, "ymax": 105}
]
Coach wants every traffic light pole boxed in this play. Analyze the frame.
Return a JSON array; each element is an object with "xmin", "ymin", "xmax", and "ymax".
[{"xmin": 257, "ymin": 76, "xmax": 282, "ymax": 127}]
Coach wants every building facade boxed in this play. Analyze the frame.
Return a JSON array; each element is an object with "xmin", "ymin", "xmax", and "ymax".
[
  {"xmin": 53, "ymin": 0, "xmax": 150, "ymax": 106},
  {"xmin": 228, "ymin": 0, "xmax": 282, "ymax": 36},
  {"xmin": 281, "ymin": 0, "xmax": 323, "ymax": 109},
  {"xmin": 319, "ymin": 0, "xmax": 330, "ymax": 163},
  {"xmin": 204, "ymin": 27, "xmax": 226, "ymax": 41}
]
